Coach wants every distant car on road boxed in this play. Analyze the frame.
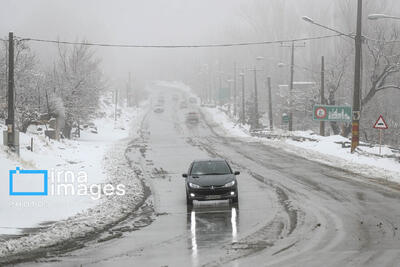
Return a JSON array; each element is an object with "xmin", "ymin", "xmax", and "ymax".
[
  {"xmin": 182, "ymin": 159, "xmax": 240, "ymax": 206},
  {"xmin": 153, "ymin": 105, "xmax": 164, "ymax": 113},
  {"xmin": 185, "ymin": 111, "xmax": 199, "ymax": 124}
]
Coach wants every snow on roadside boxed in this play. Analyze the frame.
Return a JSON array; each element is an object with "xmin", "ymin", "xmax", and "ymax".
[
  {"xmin": 0, "ymin": 96, "xmax": 132, "ymax": 236},
  {"xmin": 0, "ymin": 138, "xmax": 146, "ymax": 259},
  {"xmin": 0, "ymin": 96, "xmax": 150, "ymax": 259},
  {"xmin": 202, "ymin": 107, "xmax": 250, "ymax": 138},
  {"xmin": 201, "ymin": 106, "xmax": 400, "ymax": 184}
]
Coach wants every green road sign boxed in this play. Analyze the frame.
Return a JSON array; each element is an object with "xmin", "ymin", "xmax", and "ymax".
[
  {"xmin": 313, "ymin": 105, "xmax": 352, "ymax": 122},
  {"xmin": 282, "ymin": 113, "xmax": 289, "ymax": 124}
]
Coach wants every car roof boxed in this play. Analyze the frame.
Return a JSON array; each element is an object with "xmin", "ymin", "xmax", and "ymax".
[{"xmin": 192, "ymin": 158, "xmax": 226, "ymax": 163}]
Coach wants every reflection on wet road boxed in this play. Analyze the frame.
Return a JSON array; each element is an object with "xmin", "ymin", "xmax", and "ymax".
[{"xmin": 188, "ymin": 203, "xmax": 239, "ymax": 260}]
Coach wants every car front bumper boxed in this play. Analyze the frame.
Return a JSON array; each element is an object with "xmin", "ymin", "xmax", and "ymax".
[{"xmin": 187, "ymin": 187, "xmax": 237, "ymax": 201}]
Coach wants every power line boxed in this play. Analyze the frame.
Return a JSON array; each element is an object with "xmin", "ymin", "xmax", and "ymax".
[
  {"xmin": 4, "ymin": 34, "xmax": 400, "ymax": 47},
  {"xmin": 10, "ymin": 33, "xmax": 344, "ymax": 49}
]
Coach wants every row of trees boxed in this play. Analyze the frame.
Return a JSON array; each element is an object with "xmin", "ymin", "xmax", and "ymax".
[{"xmin": 0, "ymin": 40, "xmax": 106, "ymax": 138}]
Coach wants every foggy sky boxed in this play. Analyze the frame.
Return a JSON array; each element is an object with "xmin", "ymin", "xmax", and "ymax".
[
  {"xmin": 0, "ymin": 0, "xmax": 251, "ymax": 87},
  {"xmin": 1, "ymin": 0, "xmax": 396, "ymax": 90}
]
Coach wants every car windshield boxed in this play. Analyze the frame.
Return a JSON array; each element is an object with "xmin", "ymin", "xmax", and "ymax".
[{"xmin": 191, "ymin": 161, "xmax": 231, "ymax": 175}]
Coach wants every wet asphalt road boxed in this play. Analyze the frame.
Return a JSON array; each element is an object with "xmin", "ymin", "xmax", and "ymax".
[{"xmin": 18, "ymin": 90, "xmax": 400, "ymax": 266}]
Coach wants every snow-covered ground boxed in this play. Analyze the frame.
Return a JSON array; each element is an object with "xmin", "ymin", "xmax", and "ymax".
[
  {"xmin": 0, "ymin": 94, "xmax": 148, "ymax": 257},
  {"xmin": 202, "ymin": 106, "xmax": 400, "ymax": 184}
]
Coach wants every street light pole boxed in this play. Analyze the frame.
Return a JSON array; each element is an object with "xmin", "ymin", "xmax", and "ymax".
[
  {"xmin": 226, "ymin": 79, "xmax": 233, "ymax": 113},
  {"xmin": 6, "ymin": 32, "xmax": 15, "ymax": 151},
  {"xmin": 351, "ymin": 0, "xmax": 363, "ymax": 153},
  {"xmin": 218, "ymin": 71, "xmax": 222, "ymax": 106},
  {"xmin": 233, "ymin": 62, "xmax": 237, "ymax": 117},
  {"xmin": 240, "ymin": 71, "xmax": 245, "ymax": 124},
  {"xmin": 127, "ymin": 72, "xmax": 131, "ymax": 106},
  {"xmin": 320, "ymin": 56, "xmax": 325, "ymax": 136},
  {"xmin": 267, "ymin": 77, "xmax": 273, "ymax": 131},
  {"xmin": 302, "ymin": 16, "xmax": 354, "ymax": 38},
  {"xmin": 281, "ymin": 42, "xmax": 304, "ymax": 131},
  {"xmin": 208, "ymin": 64, "xmax": 212, "ymax": 104},
  {"xmin": 253, "ymin": 66, "xmax": 259, "ymax": 129},
  {"xmin": 288, "ymin": 41, "xmax": 295, "ymax": 131},
  {"xmin": 251, "ymin": 57, "xmax": 265, "ymax": 129}
]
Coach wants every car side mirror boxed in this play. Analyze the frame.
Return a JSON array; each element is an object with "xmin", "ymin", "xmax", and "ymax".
[
  {"xmin": 182, "ymin": 173, "xmax": 188, "ymax": 178},
  {"xmin": 234, "ymin": 171, "xmax": 240, "ymax": 175}
]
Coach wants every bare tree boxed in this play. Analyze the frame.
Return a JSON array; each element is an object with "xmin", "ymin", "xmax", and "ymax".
[{"xmin": 48, "ymin": 42, "xmax": 106, "ymax": 138}]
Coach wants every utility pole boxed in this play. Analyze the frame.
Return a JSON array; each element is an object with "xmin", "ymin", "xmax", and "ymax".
[
  {"xmin": 37, "ymin": 85, "xmax": 41, "ymax": 111},
  {"xmin": 114, "ymin": 89, "xmax": 118, "ymax": 125},
  {"xmin": 226, "ymin": 79, "xmax": 233, "ymax": 113},
  {"xmin": 281, "ymin": 41, "xmax": 305, "ymax": 131},
  {"xmin": 240, "ymin": 71, "xmax": 245, "ymax": 124},
  {"xmin": 5, "ymin": 32, "xmax": 18, "ymax": 154},
  {"xmin": 289, "ymin": 41, "xmax": 295, "ymax": 132},
  {"xmin": 218, "ymin": 71, "xmax": 222, "ymax": 106},
  {"xmin": 320, "ymin": 56, "xmax": 325, "ymax": 136},
  {"xmin": 208, "ymin": 65, "xmax": 212, "ymax": 104},
  {"xmin": 4, "ymin": 40, "xmax": 8, "ymax": 99},
  {"xmin": 351, "ymin": 0, "xmax": 363, "ymax": 153},
  {"xmin": 127, "ymin": 72, "xmax": 131, "ymax": 107},
  {"xmin": 253, "ymin": 67, "xmax": 259, "ymax": 129},
  {"xmin": 202, "ymin": 64, "xmax": 209, "ymax": 104},
  {"xmin": 267, "ymin": 77, "xmax": 273, "ymax": 131},
  {"xmin": 233, "ymin": 62, "xmax": 237, "ymax": 117},
  {"xmin": 247, "ymin": 66, "xmax": 263, "ymax": 129}
]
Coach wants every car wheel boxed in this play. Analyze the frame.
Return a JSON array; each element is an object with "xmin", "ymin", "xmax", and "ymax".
[
  {"xmin": 186, "ymin": 194, "xmax": 193, "ymax": 206},
  {"xmin": 232, "ymin": 193, "xmax": 239, "ymax": 204}
]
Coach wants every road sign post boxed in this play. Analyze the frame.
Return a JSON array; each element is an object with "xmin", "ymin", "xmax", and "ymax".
[
  {"xmin": 282, "ymin": 113, "xmax": 289, "ymax": 124},
  {"xmin": 282, "ymin": 113, "xmax": 290, "ymax": 133},
  {"xmin": 379, "ymin": 129, "xmax": 382, "ymax": 155},
  {"xmin": 373, "ymin": 115, "xmax": 388, "ymax": 155}
]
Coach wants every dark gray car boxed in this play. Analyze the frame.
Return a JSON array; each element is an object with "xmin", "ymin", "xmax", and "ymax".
[{"xmin": 182, "ymin": 159, "xmax": 239, "ymax": 206}]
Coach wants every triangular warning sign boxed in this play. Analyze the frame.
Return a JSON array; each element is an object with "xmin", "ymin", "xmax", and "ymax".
[{"xmin": 373, "ymin": 115, "xmax": 388, "ymax": 129}]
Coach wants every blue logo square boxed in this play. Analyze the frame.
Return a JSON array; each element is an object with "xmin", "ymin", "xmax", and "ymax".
[{"xmin": 9, "ymin": 167, "xmax": 48, "ymax": 196}]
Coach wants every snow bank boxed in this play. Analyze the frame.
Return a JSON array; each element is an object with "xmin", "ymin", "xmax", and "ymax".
[
  {"xmin": 0, "ymin": 95, "xmax": 149, "ymax": 259},
  {"xmin": 202, "ymin": 107, "xmax": 250, "ymax": 138},
  {"xmin": 0, "ymin": 139, "xmax": 144, "ymax": 258},
  {"xmin": 201, "ymin": 106, "xmax": 400, "ymax": 184}
]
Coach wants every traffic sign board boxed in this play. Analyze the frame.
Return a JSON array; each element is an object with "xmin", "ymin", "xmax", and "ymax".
[
  {"xmin": 352, "ymin": 111, "xmax": 361, "ymax": 120},
  {"xmin": 314, "ymin": 106, "xmax": 327, "ymax": 120},
  {"xmin": 282, "ymin": 113, "xmax": 289, "ymax": 124},
  {"xmin": 373, "ymin": 115, "xmax": 388, "ymax": 129},
  {"xmin": 313, "ymin": 105, "xmax": 352, "ymax": 122}
]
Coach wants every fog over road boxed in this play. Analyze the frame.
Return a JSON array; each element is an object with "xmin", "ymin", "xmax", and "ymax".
[{"xmin": 20, "ymin": 88, "xmax": 400, "ymax": 267}]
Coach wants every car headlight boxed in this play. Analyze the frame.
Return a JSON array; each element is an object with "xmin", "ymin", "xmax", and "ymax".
[
  {"xmin": 189, "ymin": 182, "xmax": 201, "ymax": 189},
  {"xmin": 223, "ymin": 181, "xmax": 235, "ymax": 187}
]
